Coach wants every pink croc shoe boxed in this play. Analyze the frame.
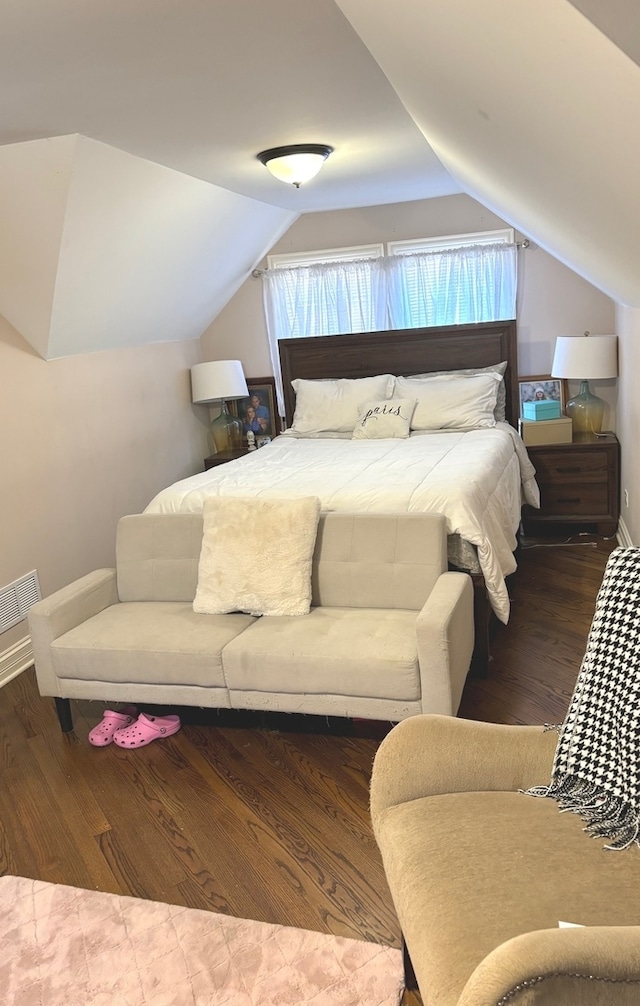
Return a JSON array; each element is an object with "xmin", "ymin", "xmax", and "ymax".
[
  {"xmin": 88, "ymin": 705, "xmax": 137, "ymax": 747},
  {"xmin": 113, "ymin": 712, "xmax": 181, "ymax": 749}
]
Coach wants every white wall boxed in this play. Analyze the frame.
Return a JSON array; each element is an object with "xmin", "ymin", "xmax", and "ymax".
[
  {"xmin": 0, "ymin": 135, "xmax": 75, "ymax": 357},
  {"xmin": 0, "ymin": 135, "xmax": 297, "ymax": 361},
  {"xmin": 0, "ymin": 317, "xmax": 208, "ymax": 652}
]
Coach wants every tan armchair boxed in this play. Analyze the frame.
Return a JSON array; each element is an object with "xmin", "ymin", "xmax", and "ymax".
[{"xmin": 371, "ymin": 714, "xmax": 640, "ymax": 1005}]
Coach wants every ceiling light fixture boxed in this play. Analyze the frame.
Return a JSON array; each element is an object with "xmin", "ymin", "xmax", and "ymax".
[{"xmin": 257, "ymin": 144, "xmax": 333, "ymax": 188}]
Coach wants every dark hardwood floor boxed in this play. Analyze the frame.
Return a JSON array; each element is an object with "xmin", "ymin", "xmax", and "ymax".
[{"xmin": 0, "ymin": 533, "xmax": 617, "ymax": 1004}]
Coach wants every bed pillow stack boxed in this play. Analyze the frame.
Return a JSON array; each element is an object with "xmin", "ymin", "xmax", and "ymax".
[
  {"xmin": 395, "ymin": 371, "xmax": 503, "ymax": 431},
  {"xmin": 406, "ymin": 361, "xmax": 508, "ymax": 422},
  {"xmin": 290, "ymin": 375, "xmax": 395, "ymax": 435}
]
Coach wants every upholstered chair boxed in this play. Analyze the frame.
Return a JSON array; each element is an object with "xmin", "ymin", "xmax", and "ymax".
[{"xmin": 370, "ymin": 713, "xmax": 640, "ymax": 1005}]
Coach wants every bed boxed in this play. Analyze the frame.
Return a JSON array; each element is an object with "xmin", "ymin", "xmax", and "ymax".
[{"xmin": 145, "ymin": 320, "xmax": 539, "ymax": 668}]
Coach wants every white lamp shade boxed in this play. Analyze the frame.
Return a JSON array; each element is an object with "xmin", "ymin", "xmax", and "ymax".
[
  {"xmin": 551, "ymin": 335, "xmax": 618, "ymax": 380},
  {"xmin": 190, "ymin": 360, "xmax": 248, "ymax": 404}
]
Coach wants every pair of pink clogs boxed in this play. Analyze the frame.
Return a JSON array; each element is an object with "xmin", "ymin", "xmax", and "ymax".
[{"xmin": 88, "ymin": 705, "xmax": 181, "ymax": 748}]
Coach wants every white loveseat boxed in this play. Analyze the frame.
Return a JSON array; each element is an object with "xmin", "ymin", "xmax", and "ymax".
[{"xmin": 28, "ymin": 511, "xmax": 474, "ymax": 733}]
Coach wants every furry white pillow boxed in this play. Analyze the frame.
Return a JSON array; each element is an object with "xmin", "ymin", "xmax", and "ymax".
[
  {"xmin": 352, "ymin": 399, "xmax": 416, "ymax": 440},
  {"xmin": 193, "ymin": 496, "xmax": 321, "ymax": 617},
  {"xmin": 290, "ymin": 375, "xmax": 395, "ymax": 435}
]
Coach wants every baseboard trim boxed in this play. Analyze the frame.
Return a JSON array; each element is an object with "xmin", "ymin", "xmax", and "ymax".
[
  {"xmin": 617, "ymin": 518, "xmax": 634, "ymax": 548},
  {"xmin": 0, "ymin": 635, "xmax": 33, "ymax": 688}
]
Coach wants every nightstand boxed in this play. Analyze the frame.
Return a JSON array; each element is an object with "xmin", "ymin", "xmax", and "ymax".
[
  {"xmin": 203, "ymin": 449, "xmax": 249, "ymax": 470},
  {"xmin": 522, "ymin": 432, "xmax": 620, "ymax": 537}
]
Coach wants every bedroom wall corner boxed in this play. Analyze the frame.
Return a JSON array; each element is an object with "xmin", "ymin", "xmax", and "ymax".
[
  {"xmin": 615, "ymin": 303, "xmax": 640, "ymax": 546},
  {"xmin": 199, "ymin": 252, "xmax": 272, "ymax": 378},
  {"xmin": 0, "ymin": 317, "xmax": 209, "ymax": 633}
]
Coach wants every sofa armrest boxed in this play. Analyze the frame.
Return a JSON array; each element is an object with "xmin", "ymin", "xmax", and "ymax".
[
  {"xmin": 416, "ymin": 571, "xmax": 474, "ymax": 716},
  {"xmin": 370, "ymin": 715, "xmax": 558, "ymax": 817},
  {"xmin": 458, "ymin": 927, "xmax": 640, "ymax": 1006},
  {"xmin": 28, "ymin": 569, "xmax": 118, "ymax": 696}
]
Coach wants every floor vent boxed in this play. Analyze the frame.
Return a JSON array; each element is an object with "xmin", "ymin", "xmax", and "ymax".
[{"xmin": 0, "ymin": 571, "xmax": 41, "ymax": 633}]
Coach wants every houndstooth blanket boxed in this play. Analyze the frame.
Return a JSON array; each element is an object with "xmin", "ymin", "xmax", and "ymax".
[{"xmin": 528, "ymin": 547, "xmax": 640, "ymax": 850}]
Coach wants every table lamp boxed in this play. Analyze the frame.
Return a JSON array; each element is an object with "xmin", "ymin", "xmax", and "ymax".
[
  {"xmin": 551, "ymin": 332, "xmax": 618, "ymax": 435},
  {"xmin": 191, "ymin": 360, "xmax": 248, "ymax": 454}
]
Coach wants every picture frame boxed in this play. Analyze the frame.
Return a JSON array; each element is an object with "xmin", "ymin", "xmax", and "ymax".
[
  {"xmin": 230, "ymin": 376, "xmax": 279, "ymax": 446},
  {"xmin": 518, "ymin": 374, "xmax": 567, "ymax": 418}
]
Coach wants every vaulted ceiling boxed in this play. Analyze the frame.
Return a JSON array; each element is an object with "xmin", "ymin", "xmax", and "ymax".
[{"xmin": 0, "ymin": 0, "xmax": 638, "ymax": 358}]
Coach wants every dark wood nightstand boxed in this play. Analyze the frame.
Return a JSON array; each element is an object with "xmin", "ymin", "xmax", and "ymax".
[
  {"xmin": 522, "ymin": 432, "xmax": 620, "ymax": 537},
  {"xmin": 203, "ymin": 449, "xmax": 249, "ymax": 470}
]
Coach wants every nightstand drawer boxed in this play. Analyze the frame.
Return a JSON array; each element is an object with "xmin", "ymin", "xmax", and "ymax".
[
  {"xmin": 538, "ymin": 483, "xmax": 609, "ymax": 517},
  {"xmin": 532, "ymin": 449, "xmax": 608, "ymax": 484},
  {"xmin": 522, "ymin": 433, "xmax": 619, "ymax": 537}
]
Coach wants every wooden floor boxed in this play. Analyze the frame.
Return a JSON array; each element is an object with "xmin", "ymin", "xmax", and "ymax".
[{"xmin": 0, "ymin": 532, "xmax": 617, "ymax": 1004}]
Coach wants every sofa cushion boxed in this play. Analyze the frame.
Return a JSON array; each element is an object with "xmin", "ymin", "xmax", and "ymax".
[
  {"xmin": 375, "ymin": 790, "xmax": 640, "ymax": 1006},
  {"xmin": 117, "ymin": 513, "xmax": 204, "ymax": 601},
  {"xmin": 193, "ymin": 496, "xmax": 321, "ymax": 617},
  {"xmin": 311, "ymin": 512, "xmax": 446, "ymax": 610},
  {"xmin": 222, "ymin": 606, "xmax": 421, "ymax": 700},
  {"xmin": 51, "ymin": 602, "xmax": 255, "ymax": 688}
]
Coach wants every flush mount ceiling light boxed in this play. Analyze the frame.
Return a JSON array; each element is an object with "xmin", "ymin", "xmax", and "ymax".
[{"xmin": 257, "ymin": 144, "xmax": 333, "ymax": 188}]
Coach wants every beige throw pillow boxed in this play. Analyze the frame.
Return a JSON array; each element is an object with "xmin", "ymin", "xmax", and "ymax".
[
  {"xmin": 193, "ymin": 496, "xmax": 321, "ymax": 616},
  {"xmin": 352, "ymin": 399, "xmax": 416, "ymax": 439}
]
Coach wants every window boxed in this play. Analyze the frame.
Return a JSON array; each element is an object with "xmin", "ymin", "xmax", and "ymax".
[
  {"xmin": 262, "ymin": 230, "xmax": 518, "ymax": 413},
  {"xmin": 386, "ymin": 229, "xmax": 516, "ymax": 329},
  {"xmin": 265, "ymin": 244, "xmax": 385, "ymax": 339}
]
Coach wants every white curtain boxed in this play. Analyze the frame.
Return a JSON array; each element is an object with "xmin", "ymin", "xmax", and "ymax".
[
  {"xmin": 263, "ymin": 243, "xmax": 517, "ymax": 416},
  {"xmin": 386, "ymin": 242, "xmax": 517, "ymax": 329},
  {"xmin": 263, "ymin": 258, "xmax": 388, "ymax": 414}
]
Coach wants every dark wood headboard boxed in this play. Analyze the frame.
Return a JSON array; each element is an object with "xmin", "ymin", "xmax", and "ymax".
[{"xmin": 278, "ymin": 320, "xmax": 519, "ymax": 430}]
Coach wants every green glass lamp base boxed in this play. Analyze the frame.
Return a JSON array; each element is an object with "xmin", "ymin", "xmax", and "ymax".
[
  {"xmin": 565, "ymin": 380, "xmax": 604, "ymax": 435},
  {"xmin": 208, "ymin": 401, "xmax": 243, "ymax": 454}
]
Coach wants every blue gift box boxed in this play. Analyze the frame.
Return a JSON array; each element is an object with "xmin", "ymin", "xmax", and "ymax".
[{"xmin": 522, "ymin": 399, "xmax": 561, "ymax": 421}]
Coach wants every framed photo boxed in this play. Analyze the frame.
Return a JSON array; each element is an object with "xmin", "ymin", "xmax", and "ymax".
[
  {"xmin": 518, "ymin": 374, "xmax": 567, "ymax": 418},
  {"xmin": 231, "ymin": 376, "xmax": 278, "ymax": 446}
]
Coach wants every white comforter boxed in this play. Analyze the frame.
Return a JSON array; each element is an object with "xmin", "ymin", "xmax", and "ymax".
[{"xmin": 145, "ymin": 423, "xmax": 539, "ymax": 624}]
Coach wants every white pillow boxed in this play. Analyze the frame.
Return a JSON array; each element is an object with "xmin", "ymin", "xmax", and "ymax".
[
  {"xmin": 290, "ymin": 375, "xmax": 395, "ymax": 435},
  {"xmin": 406, "ymin": 362, "xmax": 508, "ymax": 422},
  {"xmin": 193, "ymin": 496, "xmax": 321, "ymax": 617},
  {"xmin": 352, "ymin": 399, "xmax": 416, "ymax": 440},
  {"xmin": 395, "ymin": 372, "xmax": 501, "ymax": 431}
]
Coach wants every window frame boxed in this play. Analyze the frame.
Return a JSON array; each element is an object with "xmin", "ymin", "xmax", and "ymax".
[
  {"xmin": 387, "ymin": 228, "xmax": 514, "ymax": 255},
  {"xmin": 267, "ymin": 243, "xmax": 384, "ymax": 269}
]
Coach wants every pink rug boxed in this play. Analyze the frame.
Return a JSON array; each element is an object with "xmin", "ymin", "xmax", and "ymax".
[{"xmin": 1, "ymin": 875, "xmax": 404, "ymax": 1005}]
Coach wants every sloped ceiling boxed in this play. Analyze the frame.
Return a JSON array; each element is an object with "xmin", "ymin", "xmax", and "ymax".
[
  {"xmin": 0, "ymin": 0, "xmax": 456, "ymax": 214},
  {"xmin": 0, "ymin": 136, "xmax": 295, "ymax": 359},
  {"xmin": 1, "ymin": 0, "xmax": 639, "ymax": 360},
  {"xmin": 335, "ymin": 0, "xmax": 640, "ymax": 306}
]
